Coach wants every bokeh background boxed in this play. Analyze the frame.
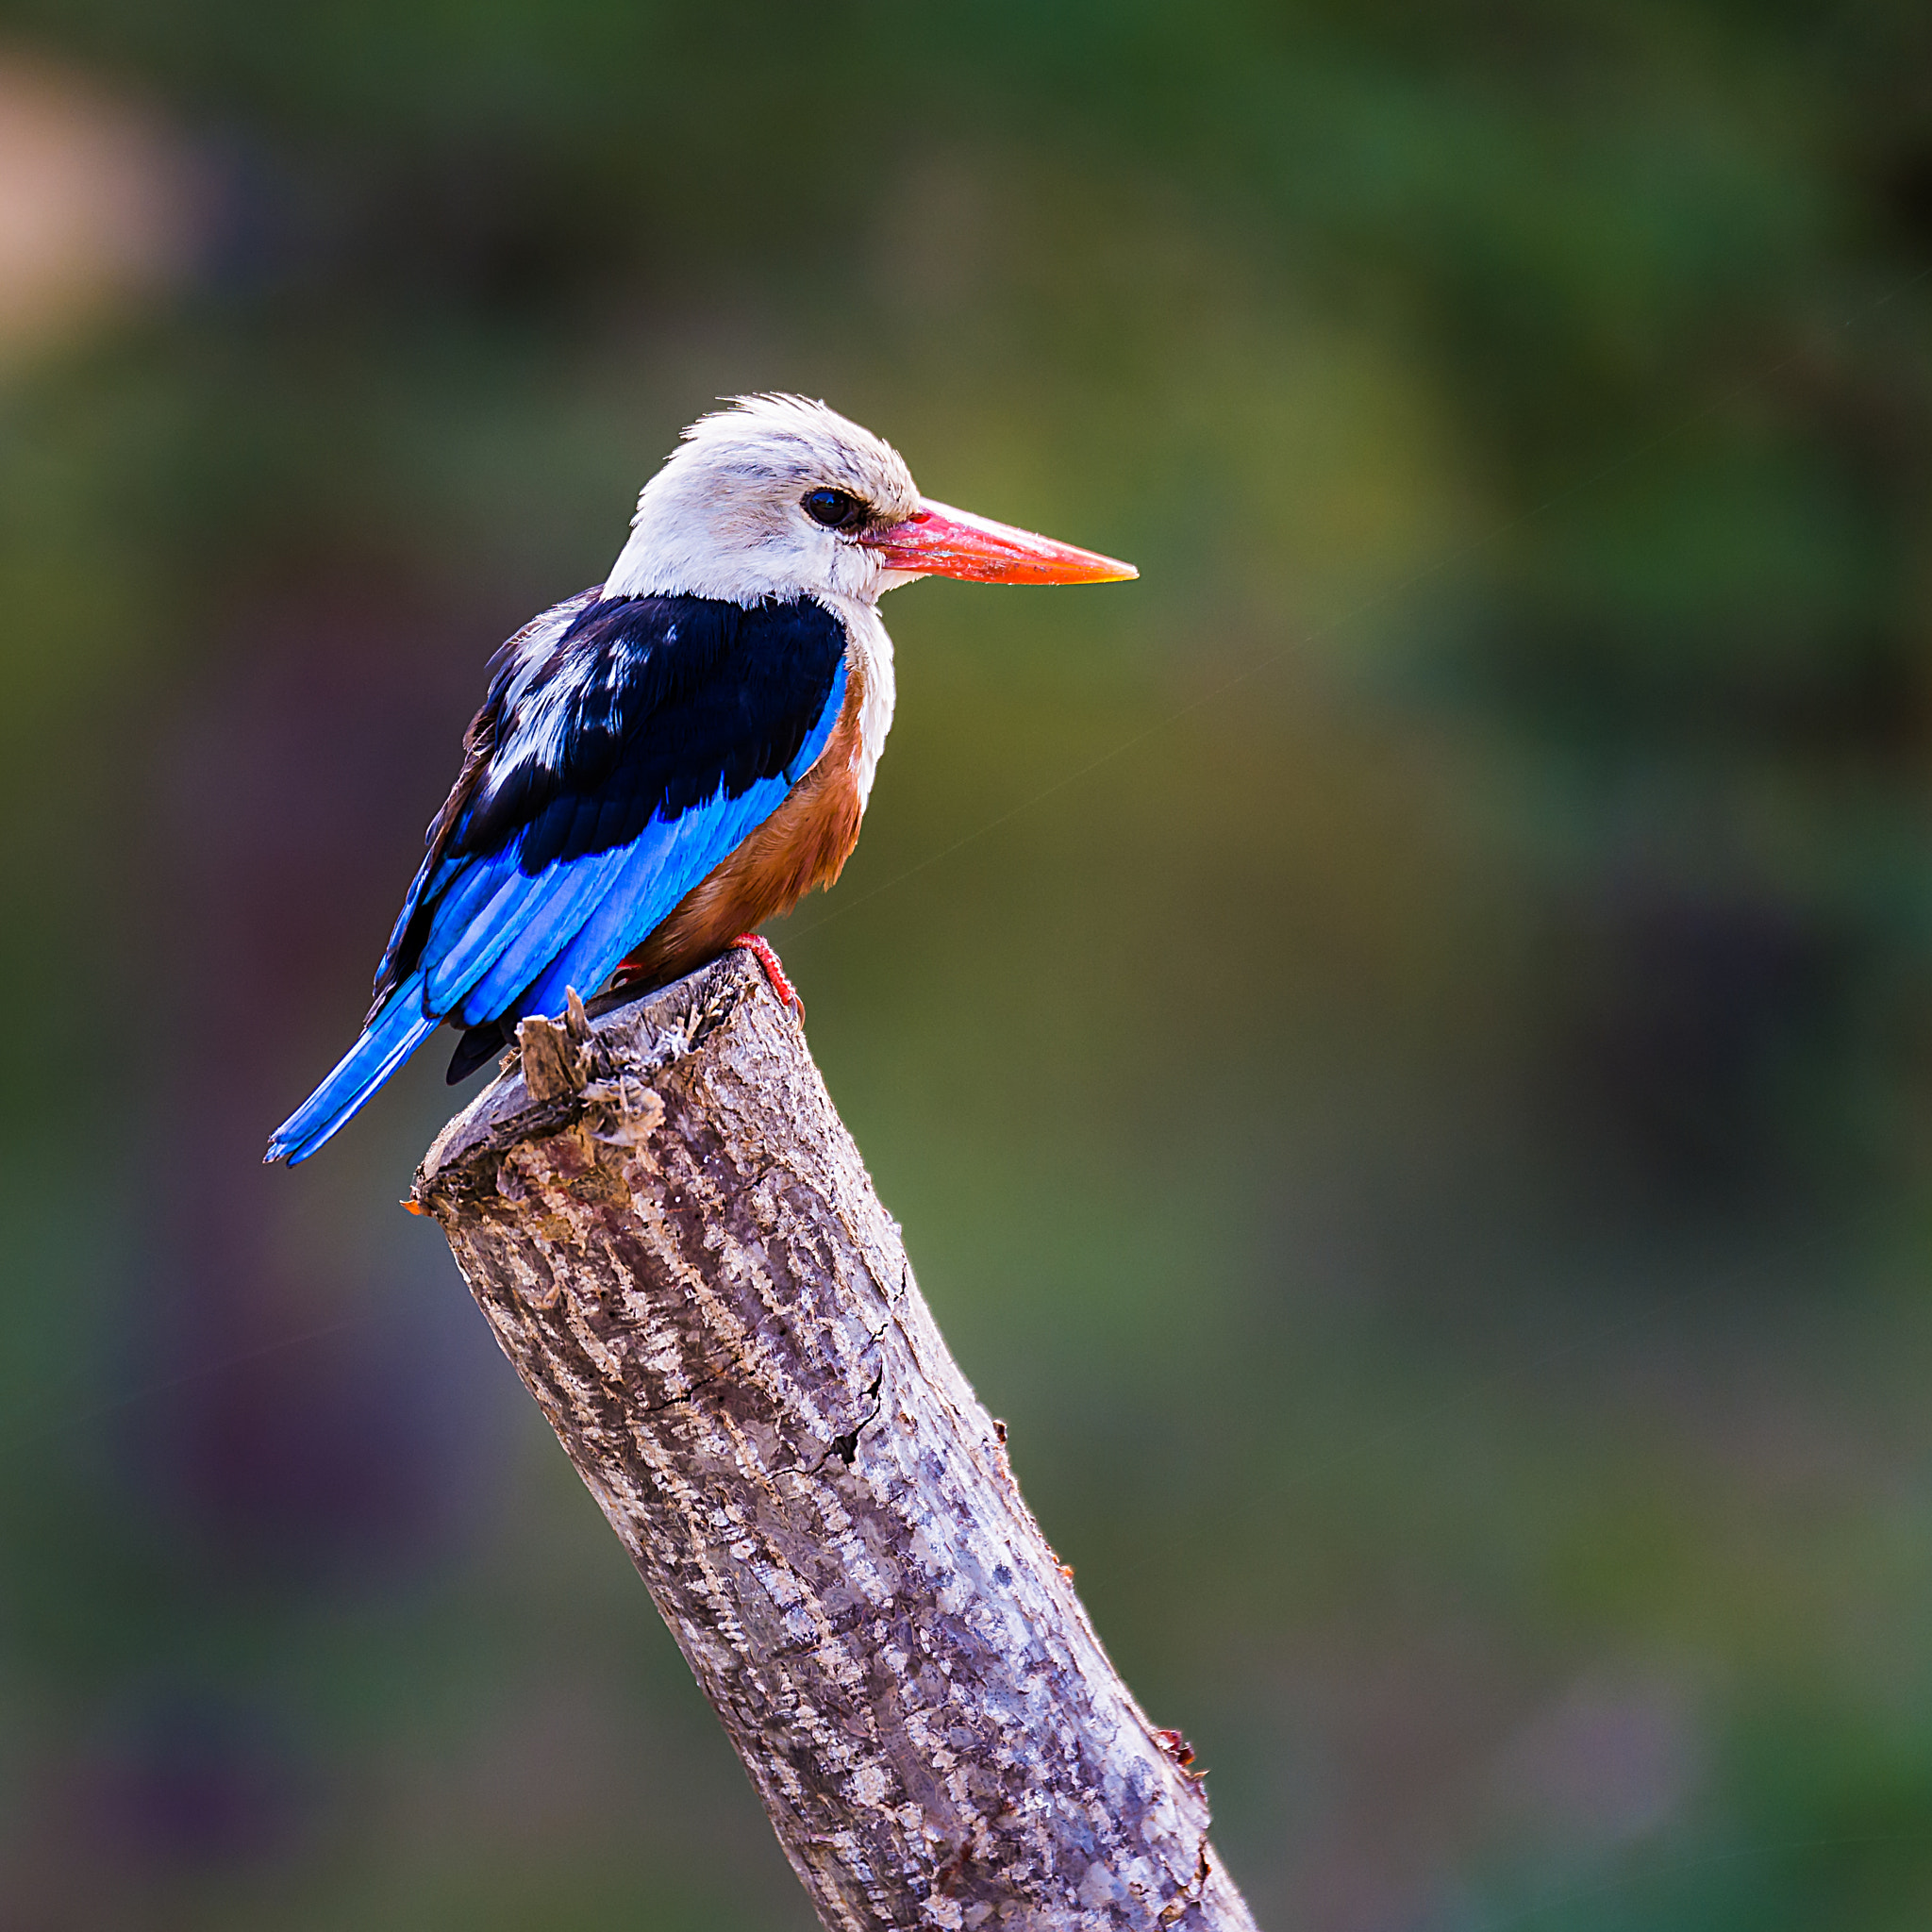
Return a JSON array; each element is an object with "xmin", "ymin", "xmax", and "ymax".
[{"xmin": 5, "ymin": 4, "xmax": 1932, "ymax": 1926}]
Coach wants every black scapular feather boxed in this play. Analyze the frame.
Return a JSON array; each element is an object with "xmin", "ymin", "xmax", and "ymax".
[
  {"xmin": 459, "ymin": 592, "xmax": 848, "ymax": 874},
  {"xmin": 374, "ymin": 591, "xmax": 847, "ymax": 1049},
  {"xmin": 427, "ymin": 593, "xmax": 848, "ymax": 1083}
]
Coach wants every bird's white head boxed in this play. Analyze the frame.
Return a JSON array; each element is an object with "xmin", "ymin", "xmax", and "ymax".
[{"xmin": 603, "ymin": 393, "xmax": 1136, "ymax": 609}]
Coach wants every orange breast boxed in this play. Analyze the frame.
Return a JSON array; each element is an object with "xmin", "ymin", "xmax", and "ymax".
[{"xmin": 615, "ymin": 652, "xmax": 868, "ymax": 992}]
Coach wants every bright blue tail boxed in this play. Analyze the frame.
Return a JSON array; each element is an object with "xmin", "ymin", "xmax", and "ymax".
[{"xmin": 265, "ymin": 975, "xmax": 441, "ymax": 1166}]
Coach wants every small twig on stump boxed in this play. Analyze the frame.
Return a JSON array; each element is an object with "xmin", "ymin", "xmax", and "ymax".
[{"xmin": 412, "ymin": 949, "xmax": 1257, "ymax": 1932}]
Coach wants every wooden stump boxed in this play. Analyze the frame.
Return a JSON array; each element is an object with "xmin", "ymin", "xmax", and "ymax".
[{"xmin": 412, "ymin": 949, "xmax": 1257, "ymax": 1932}]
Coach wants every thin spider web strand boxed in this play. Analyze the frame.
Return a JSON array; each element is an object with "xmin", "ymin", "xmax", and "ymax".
[{"xmin": 785, "ymin": 260, "xmax": 1932, "ymax": 942}]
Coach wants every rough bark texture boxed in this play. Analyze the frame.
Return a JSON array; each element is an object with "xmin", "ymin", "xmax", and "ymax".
[{"xmin": 412, "ymin": 950, "xmax": 1257, "ymax": 1932}]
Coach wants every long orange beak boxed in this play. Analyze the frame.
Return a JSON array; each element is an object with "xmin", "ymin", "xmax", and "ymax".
[{"xmin": 866, "ymin": 498, "xmax": 1138, "ymax": 585}]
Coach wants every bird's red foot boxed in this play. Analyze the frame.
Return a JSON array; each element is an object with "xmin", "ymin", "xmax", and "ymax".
[{"xmin": 730, "ymin": 934, "xmax": 803, "ymax": 1016}]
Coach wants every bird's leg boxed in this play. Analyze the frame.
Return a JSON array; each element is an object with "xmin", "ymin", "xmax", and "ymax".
[
  {"xmin": 607, "ymin": 936, "xmax": 802, "ymax": 1014},
  {"xmin": 729, "ymin": 934, "xmax": 804, "ymax": 1017}
]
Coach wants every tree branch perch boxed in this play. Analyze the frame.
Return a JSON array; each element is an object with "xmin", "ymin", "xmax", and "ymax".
[{"xmin": 411, "ymin": 949, "xmax": 1257, "ymax": 1931}]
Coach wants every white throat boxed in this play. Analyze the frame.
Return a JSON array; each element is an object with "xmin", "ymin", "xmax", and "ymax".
[{"xmin": 823, "ymin": 593, "xmax": 896, "ymax": 809}]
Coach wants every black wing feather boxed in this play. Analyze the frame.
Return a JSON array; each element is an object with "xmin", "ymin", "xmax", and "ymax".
[{"xmin": 380, "ymin": 591, "xmax": 847, "ymax": 999}]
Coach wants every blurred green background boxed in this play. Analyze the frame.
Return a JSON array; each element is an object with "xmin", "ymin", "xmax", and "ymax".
[{"xmin": 4, "ymin": 3, "xmax": 1932, "ymax": 1926}]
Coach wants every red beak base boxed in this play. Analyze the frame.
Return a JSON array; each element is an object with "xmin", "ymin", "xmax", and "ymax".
[{"xmin": 866, "ymin": 498, "xmax": 1138, "ymax": 586}]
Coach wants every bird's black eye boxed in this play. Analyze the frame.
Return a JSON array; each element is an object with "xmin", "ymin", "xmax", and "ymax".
[{"xmin": 802, "ymin": 488, "xmax": 865, "ymax": 530}]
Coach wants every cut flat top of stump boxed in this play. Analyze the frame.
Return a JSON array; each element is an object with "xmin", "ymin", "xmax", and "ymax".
[{"xmin": 412, "ymin": 950, "xmax": 761, "ymax": 1200}]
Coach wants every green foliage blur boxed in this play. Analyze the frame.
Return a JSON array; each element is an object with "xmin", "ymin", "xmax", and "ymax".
[{"xmin": 4, "ymin": 3, "xmax": 1932, "ymax": 1925}]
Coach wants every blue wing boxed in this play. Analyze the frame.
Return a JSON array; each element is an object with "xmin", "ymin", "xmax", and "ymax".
[{"xmin": 267, "ymin": 591, "xmax": 848, "ymax": 1165}]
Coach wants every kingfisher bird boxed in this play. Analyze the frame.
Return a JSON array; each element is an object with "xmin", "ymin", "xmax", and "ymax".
[{"xmin": 266, "ymin": 394, "xmax": 1136, "ymax": 1164}]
